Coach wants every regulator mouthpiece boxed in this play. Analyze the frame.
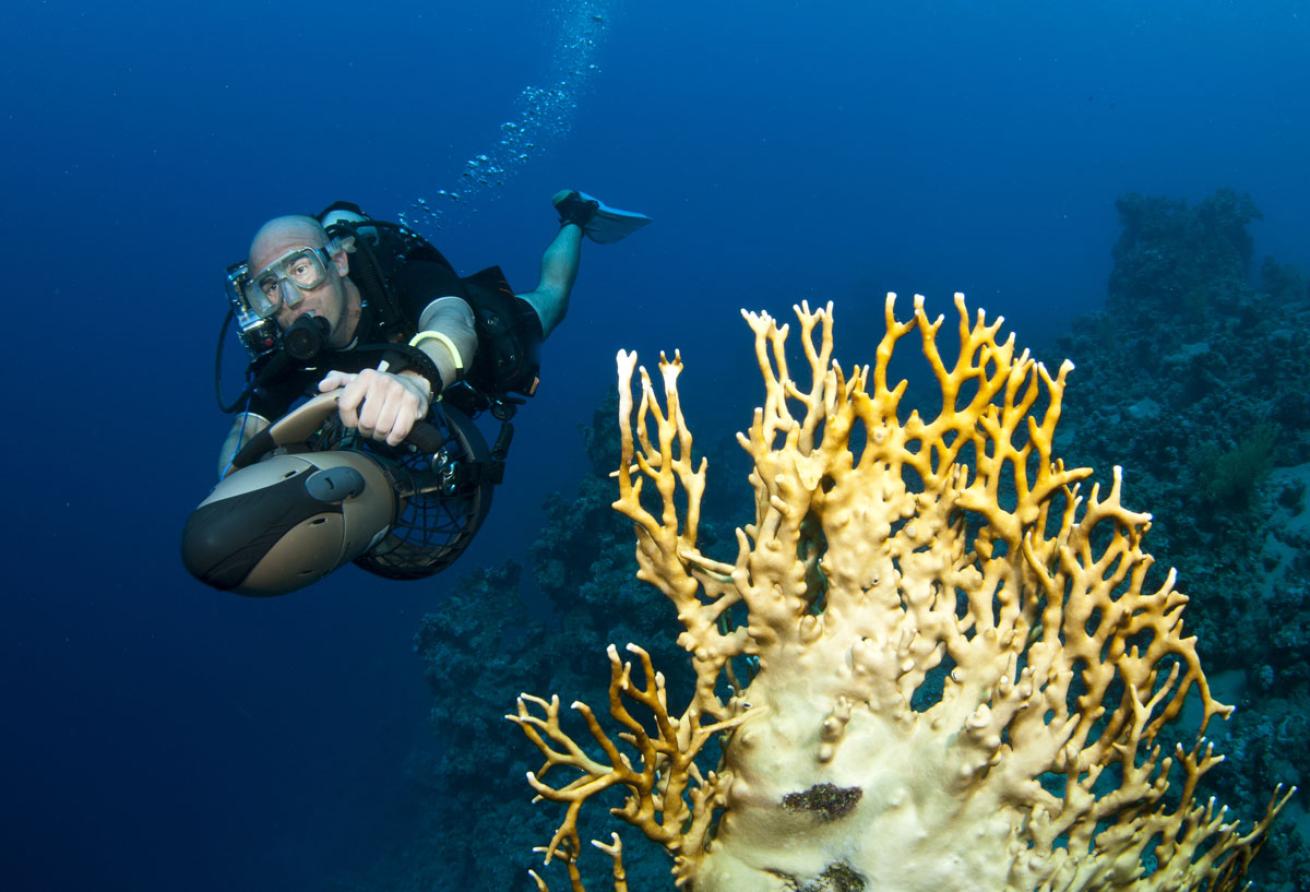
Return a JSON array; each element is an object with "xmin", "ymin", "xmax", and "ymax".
[{"xmin": 284, "ymin": 314, "xmax": 330, "ymax": 361}]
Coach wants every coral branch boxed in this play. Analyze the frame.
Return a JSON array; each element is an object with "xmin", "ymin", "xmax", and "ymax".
[{"xmin": 516, "ymin": 295, "xmax": 1291, "ymax": 890}]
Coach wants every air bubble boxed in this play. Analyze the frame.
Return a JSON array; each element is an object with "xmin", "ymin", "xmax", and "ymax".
[{"xmin": 402, "ymin": 0, "xmax": 612, "ymax": 232}]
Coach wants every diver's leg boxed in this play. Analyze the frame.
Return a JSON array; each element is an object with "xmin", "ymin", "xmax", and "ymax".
[{"xmin": 516, "ymin": 222, "xmax": 582, "ymax": 339}]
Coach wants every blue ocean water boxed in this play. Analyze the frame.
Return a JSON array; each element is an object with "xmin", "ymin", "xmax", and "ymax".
[{"xmin": 4, "ymin": 1, "xmax": 1308, "ymax": 889}]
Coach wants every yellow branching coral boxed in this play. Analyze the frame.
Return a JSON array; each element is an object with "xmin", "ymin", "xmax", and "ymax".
[{"xmin": 510, "ymin": 294, "xmax": 1292, "ymax": 891}]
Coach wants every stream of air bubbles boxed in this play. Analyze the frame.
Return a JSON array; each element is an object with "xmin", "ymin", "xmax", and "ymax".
[{"xmin": 398, "ymin": 0, "xmax": 612, "ymax": 235}]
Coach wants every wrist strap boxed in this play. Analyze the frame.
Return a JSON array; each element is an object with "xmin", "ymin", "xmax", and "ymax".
[{"xmin": 375, "ymin": 344, "xmax": 443, "ymax": 399}]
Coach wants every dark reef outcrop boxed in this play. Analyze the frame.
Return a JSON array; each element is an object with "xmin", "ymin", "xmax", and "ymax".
[{"xmin": 1056, "ymin": 189, "xmax": 1310, "ymax": 888}]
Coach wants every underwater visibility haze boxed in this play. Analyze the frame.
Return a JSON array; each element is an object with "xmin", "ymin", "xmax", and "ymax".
[{"xmin": 4, "ymin": 0, "xmax": 1310, "ymax": 889}]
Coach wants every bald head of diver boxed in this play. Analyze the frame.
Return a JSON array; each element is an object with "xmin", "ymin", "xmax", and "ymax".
[{"xmin": 247, "ymin": 215, "xmax": 364, "ymax": 350}]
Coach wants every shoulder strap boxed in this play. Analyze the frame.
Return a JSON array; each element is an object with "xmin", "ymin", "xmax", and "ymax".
[{"xmin": 314, "ymin": 203, "xmax": 445, "ymax": 342}]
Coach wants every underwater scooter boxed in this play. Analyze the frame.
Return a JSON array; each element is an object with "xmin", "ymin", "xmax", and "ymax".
[{"xmin": 181, "ymin": 390, "xmax": 502, "ymax": 596}]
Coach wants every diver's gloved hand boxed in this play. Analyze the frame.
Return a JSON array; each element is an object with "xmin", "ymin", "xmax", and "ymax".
[{"xmin": 318, "ymin": 366, "xmax": 434, "ymax": 447}]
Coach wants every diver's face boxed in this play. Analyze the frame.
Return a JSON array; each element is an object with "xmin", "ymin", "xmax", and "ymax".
[
  {"xmin": 249, "ymin": 232, "xmax": 352, "ymax": 342},
  {"xmin": 270, "ymin": 252, "xmax": 350, "ymax": 337}
]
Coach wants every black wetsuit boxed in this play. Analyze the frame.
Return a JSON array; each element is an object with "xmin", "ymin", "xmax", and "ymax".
[{"xmin": 246, "ymin": 231, "xmax": 542, "ymax": 421}]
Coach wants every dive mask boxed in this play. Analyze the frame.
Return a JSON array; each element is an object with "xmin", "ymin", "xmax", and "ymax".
[{"xmin": 243, "ymin": 246, "xmax": 335, "ymax": 319}]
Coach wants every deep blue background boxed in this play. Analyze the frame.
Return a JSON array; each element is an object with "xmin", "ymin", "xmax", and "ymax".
[{"xmin": 4, "ymin": 1, "xmax": 1308, "ymax": 889}]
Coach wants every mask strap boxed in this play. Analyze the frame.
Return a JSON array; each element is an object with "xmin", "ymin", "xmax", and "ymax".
[{"xmin": 327, "ymin": 234, "xmax": 356, "ymax": 255}]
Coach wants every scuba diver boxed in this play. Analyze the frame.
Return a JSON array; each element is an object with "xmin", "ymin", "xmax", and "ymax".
[{"xmin": 182, "ymin": 192, "xmax": 650, "ymax": 596}]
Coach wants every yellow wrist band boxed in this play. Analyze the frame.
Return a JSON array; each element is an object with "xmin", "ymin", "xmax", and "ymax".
[{"xmin": 408, "ymin": 329, "xmax": 465, "ymax": 371}]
